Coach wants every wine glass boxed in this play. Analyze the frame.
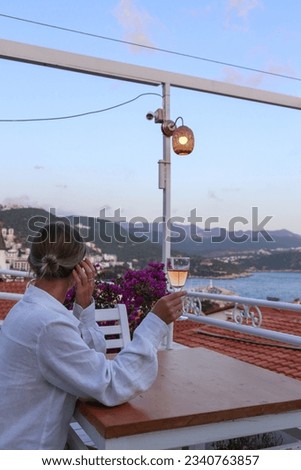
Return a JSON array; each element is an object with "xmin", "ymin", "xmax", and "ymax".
[{"xmin": 166, "ymin": 257, "xmax": 190, "ymax": 320}]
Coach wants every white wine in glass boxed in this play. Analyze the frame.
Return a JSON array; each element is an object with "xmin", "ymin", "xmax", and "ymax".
[
  {"xmin": 166, "ymin": 257, "xmax": 190, "ymax": 320},
  {"xmin": 166, "ymin": 257, "xmax": 190, "ymax": 291}
]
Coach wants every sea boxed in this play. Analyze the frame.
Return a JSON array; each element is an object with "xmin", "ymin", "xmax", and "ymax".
[{"xmin": 186, "ymin": 272, "xmax": 301, "ymax": 303}]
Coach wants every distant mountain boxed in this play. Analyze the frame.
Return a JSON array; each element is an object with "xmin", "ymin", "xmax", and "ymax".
[
  {"xmin": 123, "ymin": 221, "xmax": 301, "ymax": 256},
  {"xmin": 168, "ymin": 225, "xmax": 301, "ymax": 256},
  {"xmin": 0, "ymin": 208, "xmax": 162, "ymax": 263},
  {"xmin": 1, "ymin": 208, "xmax": 301, "ymax": 260},
  {"xmin": 0, "ymin": 207, "xmax": 50, "ymax": 244}
]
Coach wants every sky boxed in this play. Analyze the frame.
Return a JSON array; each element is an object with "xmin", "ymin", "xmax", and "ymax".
[{"xmin": 0, "ymin": 0, "xmax": 300, "ymax": 235}]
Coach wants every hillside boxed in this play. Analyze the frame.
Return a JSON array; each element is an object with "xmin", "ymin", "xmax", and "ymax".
[
  {"xmin": 0, "ymin": 208, "xmax": 162, "ymax": 264},
  {"xmin": 1, "ymin": 208, "xmax": 301, "ymax": 268},
  {"xmin": 168, "ymin": 226, "xmax": 301, "ymax": 257}
]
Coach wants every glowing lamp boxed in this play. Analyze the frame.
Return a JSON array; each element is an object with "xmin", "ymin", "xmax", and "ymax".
[{"xmin": 172, "ymin": 125, "xmax": 195, "ymax": 155}]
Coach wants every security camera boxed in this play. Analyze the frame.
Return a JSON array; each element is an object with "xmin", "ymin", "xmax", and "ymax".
[{"xmin": 146, "ymin": 111, "xmax": 154, "ymax": 120}]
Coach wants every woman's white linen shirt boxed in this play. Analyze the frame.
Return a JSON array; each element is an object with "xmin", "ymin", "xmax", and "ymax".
[{"xmin": 0, "ymin": 284, "xmax": 168, "ymax": 449}]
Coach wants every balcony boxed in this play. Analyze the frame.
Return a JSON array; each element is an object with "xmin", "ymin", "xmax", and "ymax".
[{"xmin": 1, "ymin": 269, "xmax": 301, "ymax": 449}]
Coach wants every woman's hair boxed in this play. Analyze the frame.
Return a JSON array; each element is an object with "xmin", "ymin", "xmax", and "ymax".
[{"xmin": 28, "ymin": 222, "xmax": 86, "ymax": 280}]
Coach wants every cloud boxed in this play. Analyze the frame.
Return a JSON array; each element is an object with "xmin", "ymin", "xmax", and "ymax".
[
  {"xmin": 113, "ymin": 0, "xmax": 157, "ymax": 53},
  {"xmin": 222, "ymin": 187, "xmax": 241, "ymax": 193},
  {"xmin": 225, "ymin": 0, "xmax": 262, "ymax": 30},
  {"xmin": 266, "ymin": 61, "xmax": 296, "ymax": 78},
  {"xmin": 222, "ymin": 66, "xmax": 263, "ymax": 86},
  {"xmin": 55, "ymin": 184, "xmax": 68, "ymax": 190},
  {"xmin": 228, "ymin": 0, "xmax": 261, "ymax": 18},
  {"xmin": 208, "ymin": 190, "xmax": 223, "ymax": 201},
  {"xmin": 1, "ymin": 195, "xmax": 40, "ymax": 208},
  {"xmin": 222, "ymin": 59, "xmax": 296, "ymax": 87},
  {"xmin": 34, "ymin": 164, "xmax": 44, "ymax": 170}
]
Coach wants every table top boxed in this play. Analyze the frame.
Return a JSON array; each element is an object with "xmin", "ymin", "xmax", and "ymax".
[{"xmin": 77, "ymin": 347, "xmax": 301, "ymax": 439}]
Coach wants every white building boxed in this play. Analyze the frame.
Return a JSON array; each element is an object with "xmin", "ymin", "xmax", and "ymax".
[
  {"xmin": 0, "ymin": 228, "xmax": 6, "ymax": 270},
  {"xmin": 0, "ymin": 225, "xmax": 122, "ymax": 273},
  {"xmin": 0, "ymin": 226, "xmax": 30, "ymax": 271},
  {"xmin": 1, "ymin": 227, "xmax": 15, "ymax": 249}
]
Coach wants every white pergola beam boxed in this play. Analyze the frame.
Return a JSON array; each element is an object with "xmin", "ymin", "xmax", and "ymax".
[{"xmin": 0, "ymin": 38, "xmax": 301, "ymax": 110}]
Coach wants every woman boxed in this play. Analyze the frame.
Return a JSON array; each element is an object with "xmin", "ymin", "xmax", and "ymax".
[{"xmin": 0, "ymin": 222, "xmax": 185, "ymax": 449}]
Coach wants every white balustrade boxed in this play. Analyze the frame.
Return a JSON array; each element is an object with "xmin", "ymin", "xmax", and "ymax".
[{"xmin": 183, "ymin": 290, "xmax": 301, "ymax": 347}]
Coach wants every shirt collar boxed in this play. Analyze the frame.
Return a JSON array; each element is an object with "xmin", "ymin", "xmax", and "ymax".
[{"xmin": 24, "ymin": 284, "xmax": 76, "ymax": 320}]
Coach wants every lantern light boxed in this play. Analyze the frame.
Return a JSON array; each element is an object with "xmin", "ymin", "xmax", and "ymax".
[
  {"xmin": 160, "ymin": 116, "xmax": 194, "ymax": 156},
  {"xmin": 172, "ymin": 123, "xmax": 194, "ymax": 156},
  {"xmin": 147, "ymin": 109, "xmax": 195, "ymax": 156}
]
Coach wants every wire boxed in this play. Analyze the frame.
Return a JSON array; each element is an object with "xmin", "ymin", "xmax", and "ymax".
[
  {"xmin": 0, "ymin": 13, "xmax": 300, "ymax": 83},
  {"xmin": 0, "ymin": 92, "xmax": 162, "ymax": 123}
]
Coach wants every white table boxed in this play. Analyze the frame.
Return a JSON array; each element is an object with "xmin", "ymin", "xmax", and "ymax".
[{"xmin": 74, "ymin": 347, "xmax": 301, "ymax": 449}]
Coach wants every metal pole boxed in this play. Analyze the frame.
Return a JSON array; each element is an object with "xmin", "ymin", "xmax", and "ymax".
[
  {"xmin": 161, "ymin": 83, "xmax": 174, "ymax": 349},
  {"xmin": 161, "ymin": 82, "xmax": 171, "ymax": 267}
]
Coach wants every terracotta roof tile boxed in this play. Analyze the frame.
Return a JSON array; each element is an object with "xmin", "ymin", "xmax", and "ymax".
[
  {"xmin": 173, "ymin": 307, "xmax": 301, "ymax": 381},
  {"xmin": 0, "ymin": 281, "xmax": 26, "ymax": 320},
  {"xmin": 0, "ymin": 281, "xmax": 27, "ymax": 293}
]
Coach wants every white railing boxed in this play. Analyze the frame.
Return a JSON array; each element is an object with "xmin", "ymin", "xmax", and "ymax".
[
  {"xmin": 0, "ymin": 269, "xmax": 33, "ymax": 278},
  {"xmin": 186, "ymin": 291, "xmax": 301, "ymax": 313},
  {"xmin": 182, "ymin": 291, "xmax": 301, "ymax": 347},
  {"xmin": 1, "ymin": 269, "xmax": 301, "ymax": 347},
  {"xmin": 0, "ymin": 292, "xmax": 23, "ymax": 301}
]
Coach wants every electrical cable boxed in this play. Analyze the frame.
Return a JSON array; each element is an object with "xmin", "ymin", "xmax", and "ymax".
[
  {"xmin": 0, "ymin": 13, "xmax": 300, "ymax": 83},
  {"xmin": 0, "ymin": 92, "xmax": 162, "ymax": 123}
]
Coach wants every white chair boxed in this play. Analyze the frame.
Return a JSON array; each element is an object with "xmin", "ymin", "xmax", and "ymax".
[
  {"xmin": 67, "ymin": 304, "xmax": 131, "ymax": 449},
  {"xmin": 95, "ymin": 304, "xmax": 131, "ymax": 351}
]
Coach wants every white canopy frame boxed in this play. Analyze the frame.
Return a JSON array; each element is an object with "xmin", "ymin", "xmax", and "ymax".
[
  {"xmin": 1, "ymin": 38, "xmax": 300, "ymax": 259},
  {"xmin": 1, "ymin": 38, "xmax": 300, "ymax": 346}
]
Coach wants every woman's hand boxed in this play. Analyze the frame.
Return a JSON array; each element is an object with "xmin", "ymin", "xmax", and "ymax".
[
  {"xmin": 152, "ymin": 291, "xmax": 187, "ymax": 325},
  {"xmin": 72, "ymin": 259, "xmax": 96, "ymax": 309}
]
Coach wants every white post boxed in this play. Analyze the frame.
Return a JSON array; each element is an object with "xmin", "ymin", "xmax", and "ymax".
[
  {"xmin": 162, "ymin": 82, "xmax": 171, "ymax": 266},
  {"xmin": 160, "ymin": 83, "xmax": 174, "ymax": 349}
]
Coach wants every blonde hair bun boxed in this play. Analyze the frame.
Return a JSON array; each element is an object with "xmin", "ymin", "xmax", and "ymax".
[{"xmin": 41, "ymin": 254, "xmax": 59, "ymax": 276}]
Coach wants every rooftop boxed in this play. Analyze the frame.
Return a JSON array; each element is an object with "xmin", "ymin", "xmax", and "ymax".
[
  {"xmin": 173, "ymin": 307, "xmax": 301, "ymax": 381},
  {"xmin": 0, "ymin": 280, "xmax": 26, "ymax": 320}
]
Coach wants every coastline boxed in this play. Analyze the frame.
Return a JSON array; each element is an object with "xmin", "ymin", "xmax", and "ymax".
[
  {"xmin": 190, "ymin": 269, "xmax": 301, "ymax": 281},
  {"xmin": 189, "ymin": 272, "xmax": 252, "ymax": 281},
  {"xmin": 187, "ymin": 271, "xmax": 301, "ymax": 303}
]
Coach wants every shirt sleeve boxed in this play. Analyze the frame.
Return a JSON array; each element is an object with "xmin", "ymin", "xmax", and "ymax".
[
  {"xmin": 36, "ymin": 312, "xmax": 169, "ymax": 406},
  {"xmin": 72, "ymin": 301, "xmax": 106, "ymax": 353}
]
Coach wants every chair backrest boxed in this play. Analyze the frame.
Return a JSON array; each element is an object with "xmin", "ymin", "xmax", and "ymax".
[{"xmin": 95, "ymin": 304, "xmax": 131, "ymax": 351}]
